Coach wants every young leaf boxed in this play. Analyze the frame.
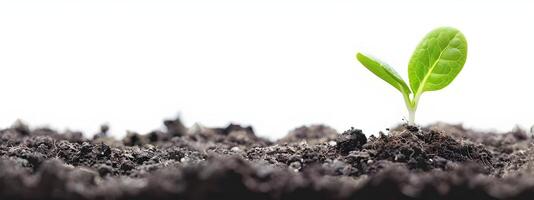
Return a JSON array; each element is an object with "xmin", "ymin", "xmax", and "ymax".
[
  {"xmin": 356, "ymin": 53, "xmax": 411, "ymax": 95},
  {"xmin": 408, "ymin": 27, "xmax": 467, "ymax": 94}
]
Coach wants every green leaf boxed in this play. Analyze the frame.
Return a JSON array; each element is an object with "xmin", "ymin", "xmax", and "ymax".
[
  {"xmin": 408, "ymin": 27, "xmax": 468, "ymax": 94},
  {"xmin": 356, "ymin": 52, "xmax": 411, "ymax": 95}
]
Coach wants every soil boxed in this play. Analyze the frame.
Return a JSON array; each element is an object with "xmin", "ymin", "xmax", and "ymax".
[{"xmin": 1, "ymin": 119, "xmax": 534, "ymax": 200}]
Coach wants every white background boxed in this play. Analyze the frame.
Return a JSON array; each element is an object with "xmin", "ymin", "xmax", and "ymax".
[{"xmin": 1, "ymin": 0, "xmax": 533, "ymax": 139}]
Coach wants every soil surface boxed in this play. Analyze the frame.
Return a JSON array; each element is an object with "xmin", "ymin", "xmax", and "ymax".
[{"xmin": 1, "ymin": 119, "xmax": 534, "ymax": 200}]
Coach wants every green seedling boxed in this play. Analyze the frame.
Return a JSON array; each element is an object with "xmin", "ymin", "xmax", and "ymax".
[{"xmin": 356, "ymin": 27, "xmax": 467, "ymax": 125}]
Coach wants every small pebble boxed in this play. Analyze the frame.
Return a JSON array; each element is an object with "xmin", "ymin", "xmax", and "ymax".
[
  {"xmin": 230, "ymin": 146, "xmax": 241, "ymax": 152},
  {"xmin": 289, "ymin": 161, "xmax": 302, "ymax": 172},
  {"xmin": 328, "ymin": 141, "xmax": 337, "ymax": 146},
  {"xmin": 180, "ymin": 157, "xmax": 190, "ymax": 163},
  {"xmin": 97, "ymin": 164, "xmax": 113, "ymax": 176}
]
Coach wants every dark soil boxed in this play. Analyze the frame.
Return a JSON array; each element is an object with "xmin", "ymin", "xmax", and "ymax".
[{"xmin": 1, "ymin": 119, "xmax": 534, "ymax": 200}]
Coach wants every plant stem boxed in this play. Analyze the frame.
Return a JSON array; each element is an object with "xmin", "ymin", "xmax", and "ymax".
[
  {"xmin": 408, "ymin": 108, "xmax": 416, "ymax": 125},
  {"xmin": 402, "ymin": 91, "xmax": 421, "ymax": 126},
  {"xmin": 402, "ymin": 91, "xmax": 415, "ymax": 125},
  {"xmin": 409, "ymin": 93, "xmax": 422, "ymax": 125}
]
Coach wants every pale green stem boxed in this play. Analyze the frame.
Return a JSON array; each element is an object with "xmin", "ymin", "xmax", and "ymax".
[
  {"xmin": 402, "ymin": 91, "xmax": 415, "ymax": 125},
  {"xmin": 408, "ymin": 109, "xmax": 416, "ymax": 125},
  {"xmin": 402, "ymin": 91, "xmax": 422, "ymax": 125},
  {"xmin": 410, "ymin": 93, "xmax": 422, "ymax": 125}
]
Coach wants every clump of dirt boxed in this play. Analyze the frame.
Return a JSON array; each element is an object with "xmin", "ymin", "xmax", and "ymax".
[
  {"xmin": 362, "ymin": 126, "xmax": 493, "ymax": 172},
  {"xmin": 335, "ymin": 127, "xmax": 367, "ymax": 155},
  {"xmin": 1, "ymin": 117, "xmax": 534, "ymax": 199},
  {"xmin": 278, "ymin": 125, "xmax": 338, "ymax": 145}
]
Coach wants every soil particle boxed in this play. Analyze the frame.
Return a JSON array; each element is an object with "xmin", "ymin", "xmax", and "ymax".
[
  {"xmin": 96, "ymin": 164, "xmax": 113, "ymax": 176},
  {"xmin": 97, "ymin": 143, "xmax": 112, "ymax": 158},
  {"xmin": 163, "ymin": 117, "xmax": 188, "ymax": 137},
  {"xmin": 278, "ymin": 125, "xmax": 339, "ymax": 145},
  {"xmin": 406, "ymin": 125, "xmax": 419, "ymax": 132},
  {"xmin": 93, "ymin": 124, "xmax": 109, "ymax": 139},
  {"xmin": 122, "ymin": 131, "xmax": 145, "ymax": 146},
  {"xmin": 335, "ymin": 127, "xmax": 367, "ymax": 155},
  {"xmin": 12, "ymin": 119, "xmax": 31, "ymax": 136},
  {"xmin": 218, "ymin": 123, "xmax": 254, "ymax": 136}
]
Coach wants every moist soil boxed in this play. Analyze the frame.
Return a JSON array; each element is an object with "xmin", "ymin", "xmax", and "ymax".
[{"xmin": 1, "ymin": 119, "xmax": 534, "ymax": 200}]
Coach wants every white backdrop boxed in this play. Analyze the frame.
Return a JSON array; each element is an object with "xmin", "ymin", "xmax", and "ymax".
[{"xmin": 1, "ymin": 0, "xmax": 533, "ymax": 139}]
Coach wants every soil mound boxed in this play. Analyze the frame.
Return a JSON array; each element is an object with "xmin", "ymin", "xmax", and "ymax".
[{"xmin": 1, "ymin": 119, "xmax": 533, "ymax": 199}]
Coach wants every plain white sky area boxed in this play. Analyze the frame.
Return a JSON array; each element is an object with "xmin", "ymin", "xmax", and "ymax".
[{"xmin": 1, "ymin": 0, "xmax": 533, "ymax": 139}]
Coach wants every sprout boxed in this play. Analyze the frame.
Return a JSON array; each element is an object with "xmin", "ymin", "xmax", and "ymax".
[{"xmin": 356, "ymin": 27, "xmax": 468, "ymax": 125}]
